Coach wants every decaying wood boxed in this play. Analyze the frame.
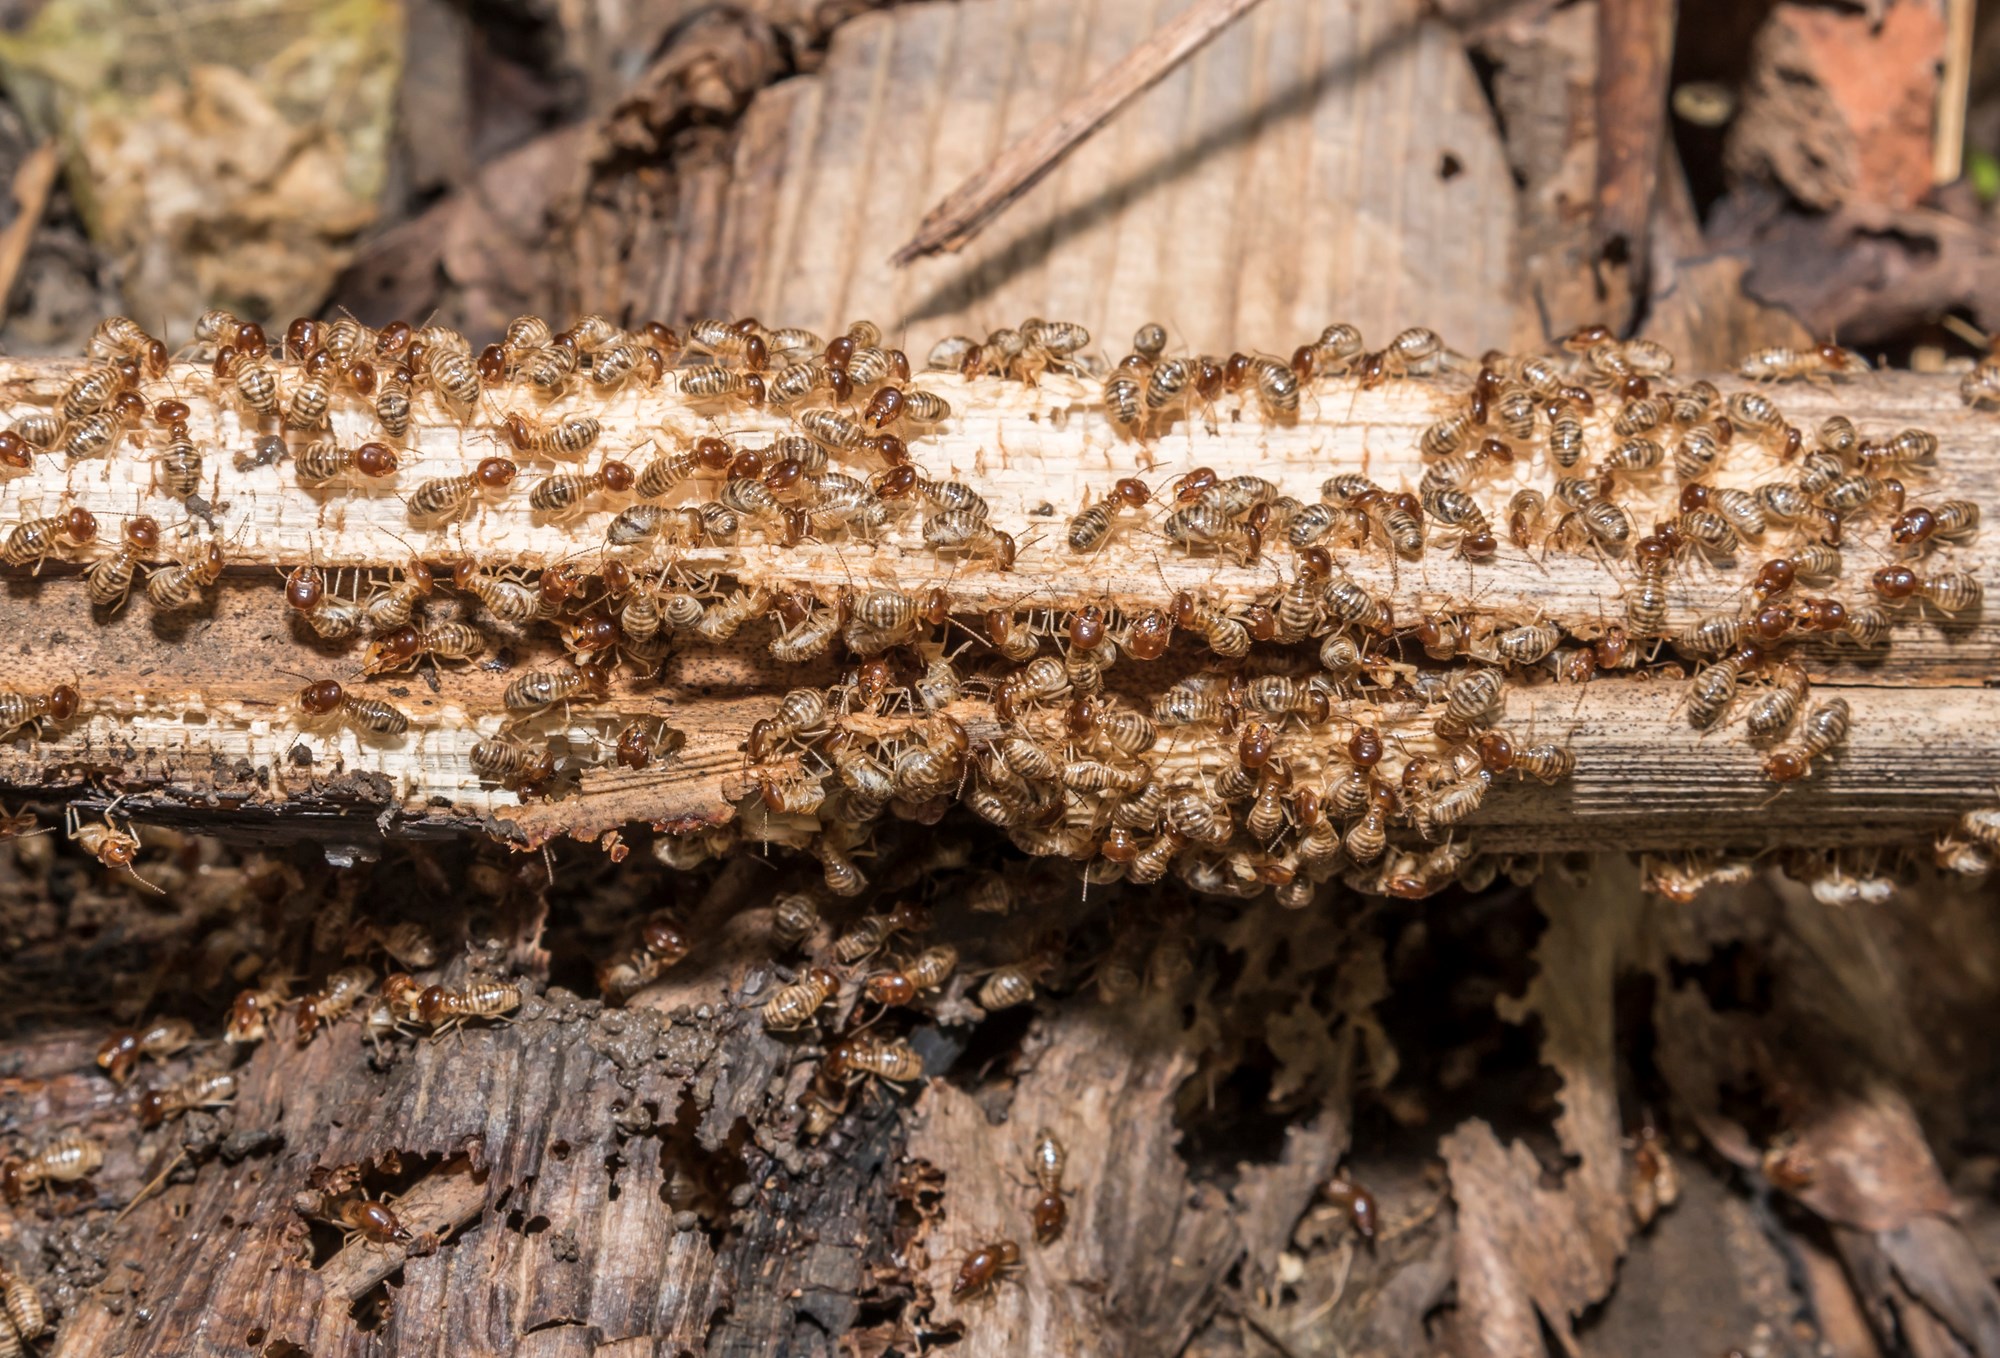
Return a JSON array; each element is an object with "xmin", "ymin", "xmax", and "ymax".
[
  {"xmin": 0, "ymin": 357, "xmax": 1991, "ymax": 859},
  {"xmin": 890, "ymin": 0, "xmax": 1271, "ymax": 264},
  {"xmin": 718, "ymin": 0, "xmax": 1524, "ymax": 355}
]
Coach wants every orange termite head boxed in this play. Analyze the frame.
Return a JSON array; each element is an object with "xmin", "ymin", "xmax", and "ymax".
[
  {"xmin": 1172, "ymin": 467, "xmax": 1217, "ymax": 502},
  {"xmin": 45, "ymin": 684, "xmax": 79, "ymax": 721},
  {"xmin": 921, "ymin": 586, "xmax": 951, "ymax": 626},
  {"xmin": 96, "ymin": 1029, "xmax": 139, "ymax": 1079},
  {"xmin": 640, "ymin": 919, "xmax": 689, "ymax": 962},
  {"xmin": 365, "ymin": 625, "xmax": 423, "ymax": 671},
  {"xmin": 1121, "ymin": 609, "xmax": 1172, "ymax": 661},
  {"xmin": 297, "ymin": 679, "xmax": 345, "ymax": 716},
  {"xmin": 286, "ymin": 567, "xmax": 326, "ymax": 611},
  {"xmin": 1068, "ymin": 606, "xmax": 1104, "ymax": 650},
  {"xmin": 354, "ymin": 441, "xmax": 397, "ymax": 478},
  {"xmin": 416, "ymin": 984, "xmax": 451, "ymax": 1026},
  {"xmin": 864, "ymin": 973, "xmax": 917, "ymax": 1006},
  {"xmin": 135, "ymin": 1088, "xmax": 170, "ymax": 1129},
  {"xmin": 1764, "ymin": 749, "xmax": 1810, "ymax": 782},
  {"xmin": 65, "ymin": 507, "xmax": 98, "ymax": 544}
]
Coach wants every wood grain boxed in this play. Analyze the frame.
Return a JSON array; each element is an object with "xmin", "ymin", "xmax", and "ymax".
[
  {"xmin": 0, "ymin": 356, "xmax": 1992, "ymax": 857},
  {"xmin": 719, "ymin": 0, "xmax": 1525, "ymax": 356}
]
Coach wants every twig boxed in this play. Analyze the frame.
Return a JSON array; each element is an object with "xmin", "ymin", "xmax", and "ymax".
[
  {"xmin": 1934, "ymin": 0, "xmax": 1974, "ymax": 185},
  {"xmin": 0, "ymin": 142, "xmax": 58, "ymax": 327},
  {"xmin": 115, "ymin": 1147, "xmax": 188, "ymax": 1224},
  {"xmin": 1593, "ymin": 0, "xmax": 1679, "ymax": 317},
  {"xmin": 889, "ymin": 0, "xmax": 1268, "ymax": 265}
]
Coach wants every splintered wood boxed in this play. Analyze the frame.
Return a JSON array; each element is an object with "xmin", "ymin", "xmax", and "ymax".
[{"xmin": 0, "ymin": 314, "xmax": 1994, "ymax": 900}]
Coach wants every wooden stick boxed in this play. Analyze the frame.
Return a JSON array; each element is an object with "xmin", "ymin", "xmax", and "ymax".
[
  {"xmin": 889, "ymin": 0, "xmax": 1269, "ymax": 265},
  {"xmin": 1935, "ymin": 0, "xmax": 1975, "ymax": 185},
  {"xmin": 0, "ymin": 142, "xmax": 59, "ymax": 327},
  {"xmin": 1594, "ymin": 0, "xmax": 1679, "ymax": 310},
  {"xmin": 0, "ymin": 355, "xmax": 1991, "ymax": 864}
]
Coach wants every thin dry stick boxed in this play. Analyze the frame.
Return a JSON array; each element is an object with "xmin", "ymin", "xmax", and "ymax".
[
  {"xmin": 889, "ymin": 0, "xmax": 1269, "ymax": 265},
  {"xmin": 0, "ymin": 142, "xmax": 58, "ymax": 325},
  {"xmin": 1935, "ymin": 0, "xmax": 1974, "ymax": 184}
]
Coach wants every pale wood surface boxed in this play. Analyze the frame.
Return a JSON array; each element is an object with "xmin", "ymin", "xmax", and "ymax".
[
  {"xmin": 719, "ymin": 0, "xmax": 1525, "ymax": 355},
  {"xmin": 0, "ymin": 357, "xmax": 1989, "ymax": 854}
]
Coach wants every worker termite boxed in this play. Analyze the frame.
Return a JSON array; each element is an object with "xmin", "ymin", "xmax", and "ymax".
[
  {"xmin": 1872, "ymin": 564, "xmax": 1983, "ymax": 614},
  {"xmin": 295, "ymin": 965, "xmax": 378, "ymax": 1041},
  {"xmin": 502, "ymin": 411, "xmax": 601, "ymax": 462},
  {"xmin": 83, "ymin": 515, "xmax": 159, "ymax": 611},
  {"xmin": 1322, "ymin": 1170, "xmax": 1378, "ymax": 1241},
  {"xmin": 88, "ymin": 315, "xmax": 166, "ymax": 371},
  {"xmin": 1685, "ymin": 645, "xmax": 1759, "ymax": 730},
  {"xmin": 951, "ymin": 1240, "xmax": 1023, "ymax": 1301},
  {"xmin": 294, "ymin": 679, "xmax": 411, "ymax": 736},
  {"xmin": 144, "ymin": 537, "xmax": 225, "ymax": 611},
  {"xmin": 329, "ymin": 1192, "xmax": 414, "ymax": 1248},
  {"xmin": 678, "ymin": 367, "xmax": 765, "ymax": 405},
  {"xmin": 529, "ymin": 458, "xmax": 636, "ymax": 514},
  {"xmin": 418, "ymin": 977, "xmax": 522, "ymax": 1033},
  {"xmin": 469, "ymin": 736, "xmax": 555, "ymax": 793},
  {"xmin": 978, "ymin": 936, "xmax": 1060, "ymax": 1010},
  {"xmin": 768, "ymin": 593, "xmax": 846, "ymax": 663},
  {"xmin": 0, "ymin": 1133, "xmax": 103, "ymax": 1202},
  {"xmin": 862, "ymin": 944, "xmax": 959, "ymax": 1007},
  {"xmin": 407, "ymin": 456, "xmax": 518, "ymax": 521},
  {"xmin": 832, "ymin": 904, "xmax": 924, "ymax": 968},
  {"xmin": 1889, "ymin": 500, "xmax": 1979, "ymax": 550},
  {"xmin": 296, "ymin": 438, "xmax": 399, "ymax": 488},
  {"xmin": 762, "ymin": 965, "xmax": 840, "ymax": 1030},
  {"xmin": 1737, "ymin": 342, "xmax": 1868, "ymax": 382},
  {"xmin": 502, "ymin": 661, "xmax": 611, "ymax": 713},
  {"xmin": 840, "ymin": 1035, "xmax": 926, "ymax": 1085},
  {"xmin": 769, "ymin": 890, "xmax": 823, "ymax": 949},
  {"xmin": 363, "ymin": 621, "xmax": 486, "ymax": 673},
  {"xmin": 136, "ymin": 1070, "xmax": 238, "ymax": 1129},
  {"xmin": 1763, "ymin": 698, "xmax": 1850, "ymax": 782},
  {"xmin": 284, "ymin": 565, "xmax": 366, "ymax": 640},
  {"xmin": 1022, "ymin": 1128, "xmax": 1071, "ymax": 1243},
  {"xmin": 613, "ymin": 719, "xmax": 686, "ymax": 771},
  {"xmin": 0, "ymin": 683, "xmax": 79, "ymax": 742},
  {"xmin": 95, "ymin": 1017, "xmax": 196, "ymax": 1085},
  {"xmin": 599, "ymin": 914, "xmax": 693, "ymax": 1002},
  {"xmin": 2, "ymin": 506, "xmax": 97, "ymax": 570},
  {"xmin": 351, "ymin": 556, "xmax": 433, "ymax": 634},
  {"xmin": 225, "ymin": 985, "xmax": 290, "ymax": 1044},
  {"xmin": 1063, "ymin": 477, "xmax": 1153, "ymax": 554},
  {"xmin": 66, "ymin": 805, "xmax": 163, "ymax": 893},
  {"xmin": 1743, "ymin": 663, "xmax": 1809, "ymax": 740},
  {"xmin": 1, "ymin": 1266, "xmax": 46, "ymax": 1341}
]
